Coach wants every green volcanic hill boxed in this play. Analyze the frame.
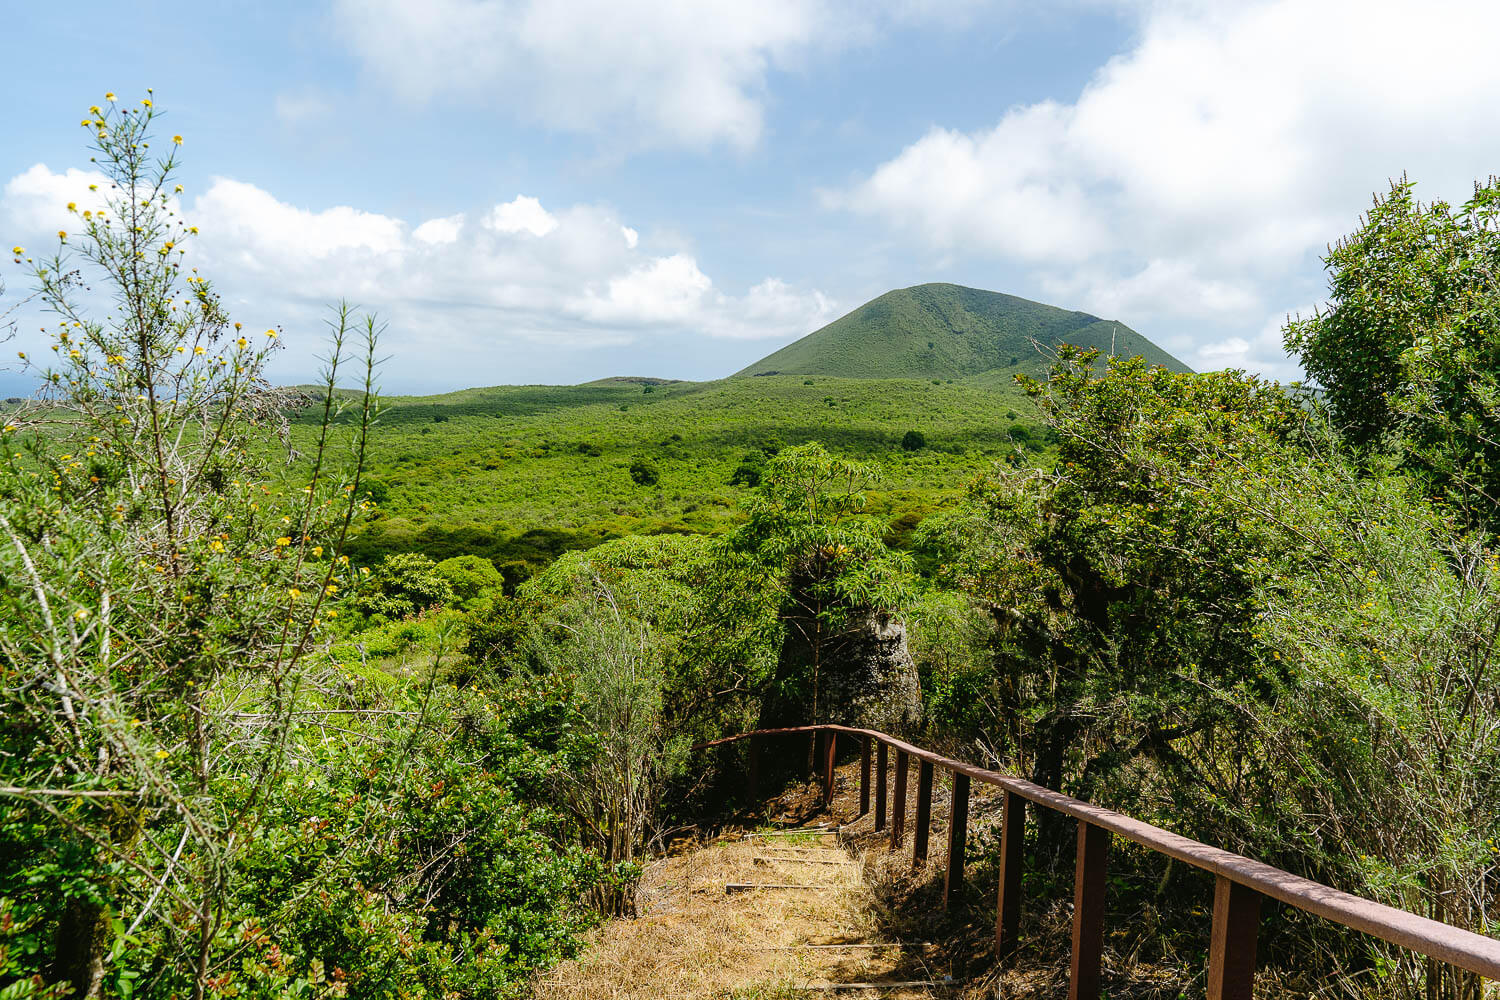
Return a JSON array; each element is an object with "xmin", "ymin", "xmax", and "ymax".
[{"xmin": 736, "ymin": 283, "xmax": 1189, "ymax": 379}]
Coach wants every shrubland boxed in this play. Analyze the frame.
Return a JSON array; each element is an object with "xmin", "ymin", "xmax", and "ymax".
[{"xmin": 3, "ymin": 97, "xmax": 1497, "ymax": 1000}]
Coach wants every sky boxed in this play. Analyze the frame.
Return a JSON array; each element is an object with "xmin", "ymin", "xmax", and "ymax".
[{"xmin": 4, "ymin": 0, "xmax": 1500, "ymax": 394}]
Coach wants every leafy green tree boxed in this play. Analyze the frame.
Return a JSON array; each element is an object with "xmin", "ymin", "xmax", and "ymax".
[
  {"xmin": 726, "ymin": 442, "xmax": 913, "ymax": 726},
  {"xmin": 1286, "ymin": 176, "xmax": 1500, "ymax": 526},
  {"xmin": 935, "ymin": 349, "xmax": 1500, "ymax": 997},
  {"xmin": 935, "ymin": 350, "xmax": 1300, "ymax": 795},
  {"xmin": 900, "ymin": 429, "xmax": 925, "ymax": 451},
  {"xmin": 356, "ymin": 551, "xmax": 456, "ymax": 620}
]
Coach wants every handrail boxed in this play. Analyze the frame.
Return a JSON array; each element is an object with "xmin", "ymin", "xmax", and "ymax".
[{"xmin": 694, "ymin": 723, "xmax": 1500, "ymax": 998}]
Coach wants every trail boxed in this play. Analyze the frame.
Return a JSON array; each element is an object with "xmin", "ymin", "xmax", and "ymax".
[{"xmin": 537, "ymin": 776, "xmax": 961, "ymax": 999}]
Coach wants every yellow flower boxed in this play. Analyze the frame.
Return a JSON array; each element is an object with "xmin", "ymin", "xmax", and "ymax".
[
  {"xmin": 88, "ymin": 184, "xmax": 98, "ymax": 191},
  {"xmin": 155, "ymin": 749, "xmax": 169, "ymax": 759},
  {"xmin": 173, "ymin": 135, "xmax": 183, "ymax": 145},
  {"xmin": 237, "ymin": 337, "xmax": 247, "ymax": 349},
  {"xmin": 275, "ymin": 536, "xmax": 292, "ymax": 547},
  {"xmin": 189, "ymin": 226, "xmax": 199, "ymax": 234},
  {"xmin": 105, "ymin": 92, "xmax": 116, "ymax": 102},
  {"xmin": 288, "ymin": 588, "xmax": 302, "ymax": 598},
  {"xmin": 265, "ymin": 329, "xmax": 277, "ymax": 339},
  {"xmin": 89, "ymin": 105, "xmax": 101, "ymax": 114},
  {"xmin": 141, "ymin": 98, "xmax": 152, "ymax": 107},
  {"xmin": 58, "ymin": 231, "xmax": 66, "ymax": 240},
  {"xmin": 75, "ymin": 608, "xmax": 90, "ymax": 620},
  {"xmin": 311, "ymin": 545, "xmax": 324, "ymax": 557},
  {"xmin": 67, "ymin": 202, "xmax": 77, "ymax": 212},
  {"xmin": 10, "ymin": 247, "xmax": 21, "ymax": 255},
  {"xmin": 209, "ymin": 540, "xmax": 224, "ymax": 553},
  {"xmin": 193, "ymin": 346, "xmax": 205, "ymax": 355},
  {"xmin": 174, "ymin": 184, "xmax": 183, "ymax": 193}
]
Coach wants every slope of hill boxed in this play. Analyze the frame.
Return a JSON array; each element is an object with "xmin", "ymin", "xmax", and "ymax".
[
  {"xmin": 294, "ymin": 374, "xmax": 1043, "ymax": 574},
  {"xmin": 736, "ymin": 283, "xmax": 1189, "ymax": 379}
]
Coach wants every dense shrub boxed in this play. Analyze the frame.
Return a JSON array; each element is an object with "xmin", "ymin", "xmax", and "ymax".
[{"xmin": 628, "ymin": 458, "xmax": 660, "ymax": 486}]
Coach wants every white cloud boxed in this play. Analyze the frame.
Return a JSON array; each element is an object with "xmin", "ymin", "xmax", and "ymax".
[
  {"xmin": 835, "ymin": 0, "xmax": 1500, "ymax": 375},
  {"xmin": 333, "ymin": 0, "xmax": 983, "ymax": 150},
  {"xmin": 3, "ymin": 165, "xmax": 111, "ymax": 233},
  {"xmin": 0, "ymin": 167, "xmax": 834, "ymax": 386},
  {"xmin": 484, "ymin": 196, "xmax": 558, "ymax": 237},
  {"xmin": 413, "ymin": 214, "xmax": 464, "ymax": 245}
]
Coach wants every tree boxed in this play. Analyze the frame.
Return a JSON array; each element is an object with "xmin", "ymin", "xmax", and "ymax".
[
  {"xmin": 355, "ymin": 551, "xmax": 457, "ymax": 620},
  {"xmin": 726, "ymin": 443, "xmax": 918, "ymax": 731},
  {"xmin": 1285, "ymin": 175, "xmax": 1500, "ymax": 527},
  {"xmin": 900, "ymin": 429, "xmax": 925, "ymax": 451},
  {"xmin": 0, "ymin": 94, "xmax": 377, "ymax": 996}
]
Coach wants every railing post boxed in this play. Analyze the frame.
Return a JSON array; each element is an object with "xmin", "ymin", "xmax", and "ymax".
[
  {"xmin": 913, "ymin": 760, "xmax": 934, "ymax": 864},
  {"xmin": 995, "ymin": 790, "xmax": 1025, "ymax": 962},
  {"xmin": 1207, "ymin": 876, "xmax": 1262, "ymax": 1000},
  {"xmin": 747, "ymin": 734, "xmax": 761, "ymax": 811},
  {"xmin": 874, "ymin": 741, "xmax": 888, "ymax": 832},
  {"xmin": 1069, "ymin": 820, "xmax": 1111, "ymax": 1000},
  {"xmin": 821, "ymin": 730, "xmax": 837, "ymax": 807},
  {"xmin": 943, "ymin": 772, "xmax": 970, "ymax": 910},
  {"xmin": 891, "ymin": 751, "xmax": 909, "ymax": 848},
  {"xmin": 859, "ymin": 737, "xmax": 871, "ymax": 816},
  {"xmin": 809, "ymin": 731, "xmax": 819, "ymax": 778}
]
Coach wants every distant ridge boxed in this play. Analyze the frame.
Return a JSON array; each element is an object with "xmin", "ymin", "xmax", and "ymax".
[{"xmin": 735, "ymin": 283, "xmax": 1189, "ymax": 380}]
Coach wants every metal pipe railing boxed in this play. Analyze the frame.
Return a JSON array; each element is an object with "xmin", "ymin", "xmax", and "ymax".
[{"xmin": 693, "ymin": 723, "xmax": 1500, "ymax": 999}]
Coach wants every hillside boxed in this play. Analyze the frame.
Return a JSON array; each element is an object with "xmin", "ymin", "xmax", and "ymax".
[
  {"xmin": 736, "ymin": 283, "xmax": 1189, "ymax": 379},
  {"xmin": 296, "ymin": 374, "xmax": 1043, "ymax": 574}
]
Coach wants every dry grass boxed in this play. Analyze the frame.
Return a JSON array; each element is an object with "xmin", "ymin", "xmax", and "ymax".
[{"xmin": 536, "ymin": 779, "xmax": 954, "ymax": 999}]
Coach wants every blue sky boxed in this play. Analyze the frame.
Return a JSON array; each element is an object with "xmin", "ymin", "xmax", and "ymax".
[{"xmin": 5, "ymin": 0, "xmax": 1500, "ymax": 393}]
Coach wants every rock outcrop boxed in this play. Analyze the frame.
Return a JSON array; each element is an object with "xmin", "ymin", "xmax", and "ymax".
[{"xmin": 760, "ymin": 611, "xmax": 922, "ymax": 734}]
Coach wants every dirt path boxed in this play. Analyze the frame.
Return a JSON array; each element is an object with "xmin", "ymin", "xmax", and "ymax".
[{"xmin": 537, "ymin": 809, "xmax": 958, "ymax": 998}]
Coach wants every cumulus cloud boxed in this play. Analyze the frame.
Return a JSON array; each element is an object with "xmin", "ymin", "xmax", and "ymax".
[
  {"xmin": 333, "ymin": 0, "xmax": 981, "ymax": 150},
  {"xmin": 835, "ymin": 0, "xmax": 1500, "ymax": 377},
  {"xmin": 0, "ymin": 167, "xmax": 834, "ymax": 387},
  {"xmin": 484, "ymin": 196, "xmax": 558, "ymax": 238}
]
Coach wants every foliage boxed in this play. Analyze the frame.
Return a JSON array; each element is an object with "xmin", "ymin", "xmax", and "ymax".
[
  {"xmin": 0, "ymin": 96, "xmax": 605, "ymax": 1000},
  {"xmin": 299, "ymin": 373, "xmax": 1045, "ymax": 576},
  {"xmin": 1285, "ymin": 176, "xmax": 1500, "ymax": 528},
  {"xmin": 433, "ymin": 554, "xmax": 505, "ymax": 607},
  {"xmin": 627, "ymin": 457, "xmax": 659, "ymax": 487},
  {"xmin": 0, "ymin": 94, "xmax": 379, "ymax": 998},
  {"xmin": 931, "ymin": 349, "xmax": 1500, "ymax": 996},
  {"xmin": 726, "ymin": 443, "xmax": 914, "ymax": 724},
  {"xmin": 353, "ymin": 552, "xmax": 456, "ymax": 621},
  {"xmin": 900, "ymin": 429, "xmax": 925, "ymax": 451}
]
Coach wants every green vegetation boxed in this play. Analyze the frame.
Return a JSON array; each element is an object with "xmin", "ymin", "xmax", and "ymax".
[
  {"xmin": 5, "ymin": 98, "xmax": 1497, "ymax": 1000},
  {"xmin": 0, "ymin": 98, "xmax": 620, "ymax": 1000},
  {"xmin": 323, "ymin": 373, "xmax": 1046, "ymax": 576},
  {"xmin": 736, "ymin": 282, "xmax": 1189, "ymax": 379}
]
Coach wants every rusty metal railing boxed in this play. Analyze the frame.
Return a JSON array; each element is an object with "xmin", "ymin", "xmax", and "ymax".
[{"xmin": 693, "ymin": 724, "xmax": 1500, "ymax": 1000}]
